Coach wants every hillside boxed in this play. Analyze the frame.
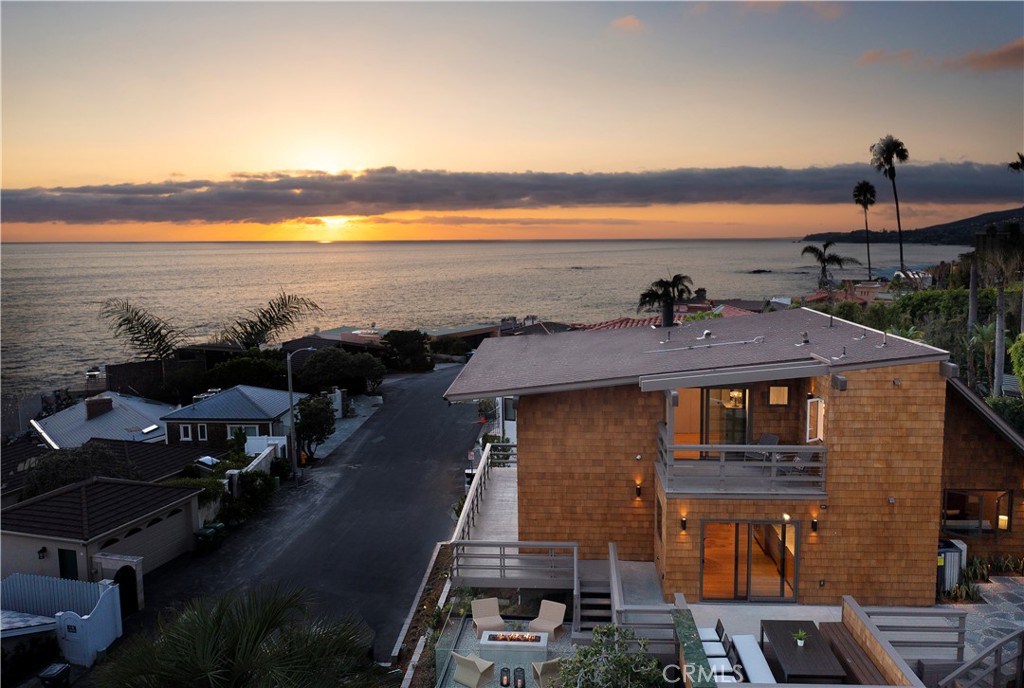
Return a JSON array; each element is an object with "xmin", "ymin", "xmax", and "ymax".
[{"xmin": 804, "ymin": 206, "xmax": 1024, "ymax": 246}]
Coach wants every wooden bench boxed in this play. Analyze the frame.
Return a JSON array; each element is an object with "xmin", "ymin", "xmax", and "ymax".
[{"xmin": 819, "ymin": 622, "xmax": 888, "ymax": 685}]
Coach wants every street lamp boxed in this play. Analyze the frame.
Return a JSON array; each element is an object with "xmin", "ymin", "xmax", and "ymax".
[{"xmin": 287, "ymin": 347, "xmax": 316, "ymax": 484}]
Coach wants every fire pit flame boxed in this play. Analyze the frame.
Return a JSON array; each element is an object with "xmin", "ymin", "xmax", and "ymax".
[{"xmin": 487, "ymin": 632, "xmax": 542, "ymax": 643}]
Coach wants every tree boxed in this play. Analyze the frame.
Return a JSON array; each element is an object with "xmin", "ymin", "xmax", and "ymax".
[
  {"xmin": 101, "ymin": 299, "xmax": 192, "ymax": 361},
  {"xmin": 636, "ymin": 274, "xmax": 693, "ymax": 328},
  {"xmin": 976, "ymin": 224, "xmax": 1024, "ymax": 396},
  {"xmin": 91, "ymin": 584, "xmax": 396, "ymax": 688},
  {"xmin": 295, "ymin": 396, "xmax": 335, "ymax": 462},
  {"xmin": 23, "ymin": 446, "xmax": 136, "ymax": 498},
  {"xmin": 970, "ymin": 321, "xmax": 996, "ymax": 394},
  {"xmin": 554, "ymin": 624, "xmax": 662, "ymax": 688},
  {"xmin": 1009, "ymin": 152, "xmax": 1024, "ymax": 172},
  {"xmin": 382, "ymin": 330, "xmax": 434, "ymax": 372},
  {"xmin": 351, "ymin": 353, "xmax": 386, "ymax": 394},
  {"xmin": 218, "ymin": 291, "xmax": 323, "ymax": 349},
  {"xmin": 204, "ymin": 349, "xmax": 287, "ymax": 390},
  {"xmin": 800, "ymin": 241, "xmax": 862, "ymax": 290},
  {"xmin": 870, "ymin": 134, "xmax": 910, "ymax": 274},
  {"xmin": 852, "ymin": 180, "xmax": 877, "ymax": 280},
  {"xmin": 1009, "ymin": 334, "xmax": 1024, "ymax": 394}
]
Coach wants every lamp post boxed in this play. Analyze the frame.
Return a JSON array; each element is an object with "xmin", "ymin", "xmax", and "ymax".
[{"xmin": 287, "ymin": 347, "xmax": 316, "ymax": 484}]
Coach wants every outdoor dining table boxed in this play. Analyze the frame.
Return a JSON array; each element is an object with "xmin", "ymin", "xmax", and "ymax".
[{"xmin": 760, "ymin": 620, "xmax": 847, "ymax": 684}]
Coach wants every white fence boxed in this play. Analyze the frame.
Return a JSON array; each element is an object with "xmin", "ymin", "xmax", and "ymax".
[{"xmin": 1, "ymin": 573, "xmax": 122, "ymax": 667}]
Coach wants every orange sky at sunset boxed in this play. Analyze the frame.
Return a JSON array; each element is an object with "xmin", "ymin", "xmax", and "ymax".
[{"xmin": 2, "ymin": 2, "xmax": 1021, "ymax": 242}]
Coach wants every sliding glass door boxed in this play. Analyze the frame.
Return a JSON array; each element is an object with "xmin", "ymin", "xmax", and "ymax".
[{"xmin": 701, "ymin": 520, "xmax": 798, "ymax": 601}]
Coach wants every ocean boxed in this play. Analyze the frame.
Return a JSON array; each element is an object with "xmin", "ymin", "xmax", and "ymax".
[{"xmin": 0, "ymin": 240, "xmax": 969, "ymax": 394}]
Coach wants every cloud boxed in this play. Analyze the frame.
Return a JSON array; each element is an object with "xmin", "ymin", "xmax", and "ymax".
[
  {"xmin": 3, "ymin": 163, "xmax": 1020, "ymax": 225},
  {"xmin": 941, "ymin": 37, "xmax": 1024, "ymax": 73},
  {"xmin": 806, "ymin": 2, "xmax": 845, "ymax": 21},
  {"xmin": 859, "ymin": 37, "xmax": 1023, "ymax": 73},
  {"xmin": 610, "ymin": 15, "xmax": 645, "ymax": 32},
  {"xmin": 365, "ymin": 215, "xmax": 642, "ymax": 227}
]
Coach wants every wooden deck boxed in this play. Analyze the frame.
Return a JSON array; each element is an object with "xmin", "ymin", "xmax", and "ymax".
[{"xmin": 467, "ymin": 465, "xmax": 519, "ymax": 541}]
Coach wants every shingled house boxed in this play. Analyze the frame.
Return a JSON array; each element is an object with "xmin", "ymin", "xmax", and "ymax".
[{"xmin": 445, "ymin": 308, "xmax": 957, "ymax": 606}]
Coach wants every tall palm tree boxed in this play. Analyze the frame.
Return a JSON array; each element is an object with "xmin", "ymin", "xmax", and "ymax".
[
  {"xmin": 801, "ymin": 241, "xmax": 862, "ymax": 290},
  {"xmin": 92, "ymin": 584, "xmax": 396, "ymax": 688},
  {"xmin": 962, "ymin": 250, "xmax": 979, "ymax": 388},
  {"xmin": 970, "ymin": 321, "xmax": 996, "ymax": 394},
  {"xmin": 852, "ymin": 180, "xmax": 877, "ymax": 280},
  {"xmin": 637, "ymin": 274, "xmax": 693, "ymax": 328},
  {"xmin": 870, "ymin": 134, "xmax": 910, "ymax": 274},
  {"xmin": 1009, "ymin": 152, "xmax": 1024, "ymax": 172}
]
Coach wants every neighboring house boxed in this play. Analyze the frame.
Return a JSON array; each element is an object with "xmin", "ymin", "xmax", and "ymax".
[
  {"xmin": 29, "ymin": 392, "xmax": 174, "ymax": 449},
  {"xmin": 160, "ymin": 384, "xmax": 305, "ymax": 453},
  {"xmin": 1, "ymin": 477, "xmax": 202, "ymax": 596},
  {"xmin": 445, "ymin": 307, "xmax": 954, "ymax": 606},
  {"xmin": 942, "ymin": 378, "xmax": 1024, "ymax": 557},
  {"xmin": 84, "ymin": 438, "xmax": 228, "ymax": 483}
]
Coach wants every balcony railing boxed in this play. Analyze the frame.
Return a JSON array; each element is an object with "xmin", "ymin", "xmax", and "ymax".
[{"xmin": 658, "ymin": 428, "xmax": 826, "ymax": 496}]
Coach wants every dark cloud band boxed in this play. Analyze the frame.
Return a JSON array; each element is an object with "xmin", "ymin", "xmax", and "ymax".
[{"xmin": 3, "ymin": 163, "xmax": 1021, "ymax": 224}]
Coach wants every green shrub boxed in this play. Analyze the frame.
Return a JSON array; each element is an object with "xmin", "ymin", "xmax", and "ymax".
[
  {"xmin": 165, "ymin": 477, "xmax": 226, "ymax": 506},
  {"xmin": 987, "ymin": 396, "xmax": 1024, "ymax": 436},
  {"xmin": 554, "ymin": 624, "xmax": 662, "ymax": 688}
]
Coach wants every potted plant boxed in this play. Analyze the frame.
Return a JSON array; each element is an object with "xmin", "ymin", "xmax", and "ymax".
[{"xmin": 792, "ymin": 629, "xmax": 808, "ymax": 647}]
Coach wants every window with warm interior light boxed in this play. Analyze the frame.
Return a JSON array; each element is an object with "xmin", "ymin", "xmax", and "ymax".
[
  {"xmin": 769, "ymin": 386, "xmax": 790, "ymax": 406},
  {"xmin": 942, "ymin": 489, "xmax": 1012, "ymax": 534},
  {"xmin": 806, "ymin": 398, "xmax": 824, "ymax": 442}
]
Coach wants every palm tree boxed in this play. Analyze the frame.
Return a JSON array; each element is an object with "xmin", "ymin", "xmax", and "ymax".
[
  {"xmin": 977, "ymin": 224, "xmax": 1024, "ymax": 397},
  {"xmin": 1009, "ymin": 152, "xmax": 1024, "ymax": 172},
  {"xmin": 102, "ymin": 292, "xmax": 321, "ymax": 360},
  {"xmin": 218, "ymin": 291, "xmax": 323, "ymax": 349},
  {"xmin": 970, "ymin": 321, "xmax": 997, "ymax": 394},
  {"xmin": 801, "ymin": 241, "xmax": 862, "ymax": 290},
  {"xmin": 92, "ymin": 584, "xmax": 396, "ymax": 688},
  {"xmin": 870, "ymin": 134, "xmax": 910, "ymax": 274},
  {"xmin": 962, "ymin": 250, "xmax": 979, "ymax": 388},
  {"xmin": 101, "ymin": 298, "xmax": 193, "ymax": 360},
  {"xmin": 637, "ymin": 274, "xmax": 693, "ymax": 328},
  {"xmin": 852, "ymin": 180, "xmax": 877, "ymax": 280}
]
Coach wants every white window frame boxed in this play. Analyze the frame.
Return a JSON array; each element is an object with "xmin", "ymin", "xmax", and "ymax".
[
  {"xmin": 197, "ymin": 424, "xmax": 207, "ymax": 441},
  {"xmin": 227, "ymin": 424, "xmax": 260, "ymax": 438},
  {"xmin": 806, "ymin": 398, "xmax": 825, "ymax": 442},
  {"xmin": 180, "ymin": 424, "xmax": 192, "ymax": 441}
]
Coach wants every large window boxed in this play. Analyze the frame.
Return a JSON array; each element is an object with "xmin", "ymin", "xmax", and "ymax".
[
  {"xmin": 943, "ymin": 489, "xmax": 1012, "ymax": 534},
  {"xmin": 227, "ymin": 424, "xmax": 261, "ymax": 438}
]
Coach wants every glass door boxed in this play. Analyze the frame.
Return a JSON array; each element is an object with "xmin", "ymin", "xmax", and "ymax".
[{"xmin": 701, "ymin": 520, "xmax": 798, "ymax": 601}]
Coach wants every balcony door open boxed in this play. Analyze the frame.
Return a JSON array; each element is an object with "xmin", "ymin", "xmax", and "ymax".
[{"xmin": 701, "ymin": 520, "xmax": 797, "ymax": 602}]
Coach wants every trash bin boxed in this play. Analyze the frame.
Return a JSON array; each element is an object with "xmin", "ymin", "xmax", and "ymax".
[
  {"xmin": 195, "ymin": 526, "xmax": 217, "ymax": 555},
  {"xmin": 38, "ymin": 662, "xmax": 71, "ymax": 688}
]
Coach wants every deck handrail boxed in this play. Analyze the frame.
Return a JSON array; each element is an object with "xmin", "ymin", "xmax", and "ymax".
[
  {"xmin": 450, "ymin": 443, "xmax": 517, "ymax": 543},
  {"xmin": 937, "ymin": 628, "xmax": 1023, "ymax": 688},
  {"xmin": 862, "ymin": 606, "xmax": 968, "ymax": 662}
]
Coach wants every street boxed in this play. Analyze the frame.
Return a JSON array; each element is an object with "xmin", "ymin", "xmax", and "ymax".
[{"xmin": 129, "ymin": 363, "xmax": 481, "ymax": 661}]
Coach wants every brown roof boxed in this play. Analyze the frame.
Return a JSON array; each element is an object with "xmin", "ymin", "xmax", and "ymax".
[
  {"xmin": 1, "ymin": 477, "xmax": 200, "ymax": 542},
  {"xmin": 445, "ymin": 307, "xmax": 948, "ymax": 400},
  {"xmin": 84, "ymin": 439, "xmax": 228, "ymax": 483},
  {"xmin": 0, "ymin": 439, "xmax": 52, "ymax": 496}
]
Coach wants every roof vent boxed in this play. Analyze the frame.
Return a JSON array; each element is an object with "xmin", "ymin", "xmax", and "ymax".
[
  {"xmin": 796, "ymin": 331, "xmax": 810, "ymax": 347},
  {"xmin": 699, "ymin": 330, "xmax": 713, "ymax": 340}
]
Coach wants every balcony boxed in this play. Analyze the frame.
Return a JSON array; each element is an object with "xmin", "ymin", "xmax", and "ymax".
[{"xmin": 657, "ymin": 428, "xmax": 826, "ymax": 498}]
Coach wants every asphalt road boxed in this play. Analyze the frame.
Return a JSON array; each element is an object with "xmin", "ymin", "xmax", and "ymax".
[{"xmin": 129, "ymin": 363, "xmax": 481, "ymax": 662}]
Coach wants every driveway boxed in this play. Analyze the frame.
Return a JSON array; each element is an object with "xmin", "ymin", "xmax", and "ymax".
[{"xmin": 126, "ymin": 363, "xmax": 481, "ymax": 661}]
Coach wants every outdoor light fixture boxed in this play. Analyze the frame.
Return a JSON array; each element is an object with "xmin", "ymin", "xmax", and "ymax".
[
  {"xmin": 37, "ymin": 547, "xmax": 47, "ymax": 560},
  {"xmin": 680, "ymin": 517, "xmax": 687, "ymax": 531},
  {"xmin": 782, "ymin": 513, "xmax": 791, "ymax": 522},
  {"xmin": 635, "ymin": 483, "xmax": 642, "ymax": 498},
  {"xmin": 811, "ymin": 519, "xmax": 818, "ymax": 533}
]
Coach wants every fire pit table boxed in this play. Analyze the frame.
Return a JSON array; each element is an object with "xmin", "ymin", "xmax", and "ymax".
[{"xmin": 479, "ymin": 631, "xmax": 549, "ymax": 665}]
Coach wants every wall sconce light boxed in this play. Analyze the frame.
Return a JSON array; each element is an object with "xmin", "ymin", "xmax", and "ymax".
[
  {"xmin": 782, "ymin": 513, "xmax": 791, "ymax": 522},
  {"xmin": 635, "ymin": 483, "xmax": 642, "ymax": 498},
  {"xmin": 37, "ymin": 547, "xmax": 47, "ymax": 560},
  {"xmin": 811, "ymin": 519, "xmax": 818, "ymax": 533},
  {"xmin": 892, "ymin": 378, "xmax": 902, "ymax": 387},
  {"xmin": 680, "ymin": 517, "xmax": 687, "ymax": 532}
]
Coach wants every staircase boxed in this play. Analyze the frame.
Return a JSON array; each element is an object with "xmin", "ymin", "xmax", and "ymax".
[{"xmin": 577, "ymin": 578, "xmax": 612, "ymax": 631}]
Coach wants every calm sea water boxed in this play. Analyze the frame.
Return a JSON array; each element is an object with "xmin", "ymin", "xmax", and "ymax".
[{"xmin": 0, "ymin": 240, "xmax": 969, "ymax": 394}]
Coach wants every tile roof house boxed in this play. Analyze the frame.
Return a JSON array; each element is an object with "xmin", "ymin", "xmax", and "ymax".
[
  {"xmin": 160, "ymin": 384, "xmax": 305, "ymax": 453},
  {"xmin": 29, "ymin": 392, "xmax": 174, "ymax": 449},
  {"xmin": 0, "ymin": 439, "xmax": 52, "ymax": 508},
  {"xmin": 445, "ymin": 307, "xmax": 956, "ymax": 606},
  {"xmin": 1, "ymin": 477, "xmax": 202, "ymax": 583}
]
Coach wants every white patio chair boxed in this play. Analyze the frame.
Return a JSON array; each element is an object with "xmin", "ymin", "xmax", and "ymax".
[
  {"xmin": 452, "ymin": 652, "xmax": 495, "ymax": 688},
  {"xmin": 471, "ymin": 597, "xmax": 505, "ymax": 639},
  {"xmin": 528, "ymin": 599, "xmax": 567, "ymax": 639}
]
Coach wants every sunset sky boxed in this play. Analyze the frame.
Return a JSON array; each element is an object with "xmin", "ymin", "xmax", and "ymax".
[{"xmin": 2, "ymin": 1, "xmax": 1022, "ymax": 242}]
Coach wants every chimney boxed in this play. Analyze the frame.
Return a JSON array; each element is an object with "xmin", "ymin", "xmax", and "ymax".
[{"xmin": 85, "ymin": 396, "xmax": 114, "ymax": 420}]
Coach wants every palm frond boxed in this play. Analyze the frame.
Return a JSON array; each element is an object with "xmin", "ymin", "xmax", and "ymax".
[
  {"xmin": 101, "ymin": 298, "xmax": 191, "ymax": 360},
  {"xmin": 220, "ymin": 291, "xmax": 323, "ymax": 348}
]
